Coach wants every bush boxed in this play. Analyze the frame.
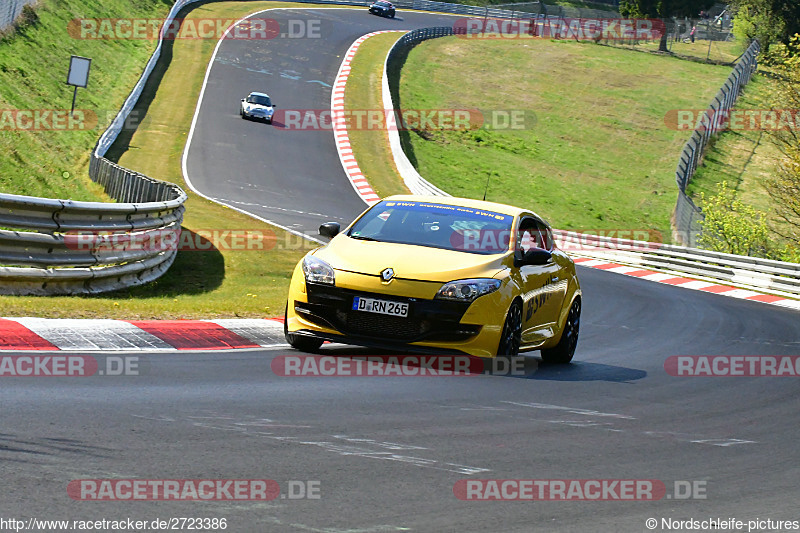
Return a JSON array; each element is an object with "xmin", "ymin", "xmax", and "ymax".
[
  {"xmin": 17, "ymin": 4, "xmax": 39, "ymax": 28},
  {"xmin": 698, "ymin": 181, "xmax": 772, "ymax": 257}
]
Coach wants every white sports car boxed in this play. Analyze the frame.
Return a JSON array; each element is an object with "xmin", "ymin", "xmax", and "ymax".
[{"xmin": 240, "ymin": 91, "xmax": 275, "ymax": 123}]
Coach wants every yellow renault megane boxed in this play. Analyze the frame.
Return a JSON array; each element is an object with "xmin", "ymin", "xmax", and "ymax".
[{"xmin": 284, "ymin": 196, "xmax": 581, "ymax": 361}]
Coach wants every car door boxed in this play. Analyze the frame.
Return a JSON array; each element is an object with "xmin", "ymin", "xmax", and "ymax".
[{"xmin": 516, "ymin": 216, "xmax": 563, "ymax": 345}]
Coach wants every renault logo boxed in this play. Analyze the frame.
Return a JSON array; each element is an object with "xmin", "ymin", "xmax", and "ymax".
[{"xmin": 381, "ymin": 268, "xmax": 395, "ymax": 282}]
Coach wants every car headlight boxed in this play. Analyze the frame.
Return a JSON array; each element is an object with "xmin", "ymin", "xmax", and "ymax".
[
  {"xmin": 302, "ymin": 255, "xmax": 335, "ymax": 285},
  {"xmin": 435, "ymin": 278, "xmax": 501, "ymax": 302}
]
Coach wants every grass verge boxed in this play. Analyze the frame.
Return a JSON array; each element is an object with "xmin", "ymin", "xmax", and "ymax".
[
  {"xmin": 0, "ymin": 1, "xmax": 353, "ymax": 318},
  {"xmin": 0, "ymin": 0, "xmax": 175, "ymax": 201},
  {"xmin": 393, "ymin": 37, "xmax": 733, "ymax": 240}
]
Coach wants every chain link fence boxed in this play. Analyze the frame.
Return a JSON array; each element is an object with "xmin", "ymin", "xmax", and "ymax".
[
  {"xmin": 672, "ymin": 39, "xmax": 761, "ymax": 246},
  {"xmin": 0, "ymin": 0, "xmax": 36, "ymax": 31}
]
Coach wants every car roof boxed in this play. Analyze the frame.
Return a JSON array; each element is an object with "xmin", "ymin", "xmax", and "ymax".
[
  {"xmin": 381, "ymin": 195, "xmax": 541, "ymax": 219},
  {"xmin": 248, "ymin": 91, "xmax": 270, "ymax": 97}
]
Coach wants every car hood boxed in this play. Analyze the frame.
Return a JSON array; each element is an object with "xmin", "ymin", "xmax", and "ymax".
[{"xmin": 313, "ymin": 236, "xmax": 508, "ymax": 282}]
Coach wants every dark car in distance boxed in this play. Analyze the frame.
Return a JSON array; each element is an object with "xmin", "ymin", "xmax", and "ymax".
[{"xmin": 368, "ymin": 1, "xmax": 395, "ymax": 18}]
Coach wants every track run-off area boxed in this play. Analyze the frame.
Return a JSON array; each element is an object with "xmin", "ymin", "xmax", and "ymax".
[{"xmin": 2, "ymin": 6, "xmax": 799, "ymax": 533}]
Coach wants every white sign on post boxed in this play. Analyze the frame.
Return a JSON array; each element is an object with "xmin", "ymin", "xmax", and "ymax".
[
  {"xmin": 66, "ymin": 55, "xmax": 91, "ymax": 115},
  {"xmin": 67, "ymin": 56, "xmax": 91, "ymax": 87}
]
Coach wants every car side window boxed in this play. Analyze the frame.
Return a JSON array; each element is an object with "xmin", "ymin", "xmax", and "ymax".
[
  {"xmin": 517, "ymin": 218, "xmax": 538, "ymax": 253},
  {"xmin": 517, "ymin": 217, "xmax": 551, "ymax": 252},
  {"xmin": 535, "ymin": 220, "xmax": 554, "ymax": 251}
]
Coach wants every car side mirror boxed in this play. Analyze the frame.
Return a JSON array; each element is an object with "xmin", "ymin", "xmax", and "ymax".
[
  {"xmin": 514, "ymin": 248, "xmax": 552, "ymax": 267},
  {"xmin": 241, "ymin": 98, "xmax": 245, "ymax": 102},
  {"xmin": 319, "ymin": 222, "xmax": 340, "ymax": 239}
]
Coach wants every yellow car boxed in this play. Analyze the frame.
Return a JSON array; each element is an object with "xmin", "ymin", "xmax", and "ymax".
[{"xmin": 284, "ymin": 196, "xmax": 581, "ymax": 361}]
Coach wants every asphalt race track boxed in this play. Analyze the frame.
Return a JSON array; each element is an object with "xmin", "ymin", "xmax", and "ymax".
[
  {"xmin": 3, "ymin": 6, "xmax": 800, "ymax": 533},
  {"xmin": 185, "ymin": 8, "xmax": 458, "ymax": 237},
  {"xmin": 3, "ymin": 266, "xmax": 799, "ymax": 531}
]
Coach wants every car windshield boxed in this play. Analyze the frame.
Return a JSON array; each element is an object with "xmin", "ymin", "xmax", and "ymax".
[
  {"xmin": 246, "ymin": 95, "xmax": 271, "ymax": 106},
  {"xmin": 375, "ymin": 2, "xmax": 391, "ymax": 6},
  {"xmin": 348, "ymin": 200, "xmax": 515, "ymax": 254}
]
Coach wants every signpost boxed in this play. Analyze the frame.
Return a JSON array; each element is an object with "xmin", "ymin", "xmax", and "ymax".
[{"xmin": 66, "ymin": 55, "xmax": 91, "ymax": 115}]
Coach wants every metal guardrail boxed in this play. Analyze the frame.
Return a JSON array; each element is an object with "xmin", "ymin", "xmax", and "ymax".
[
  {"xmin": 672, "ymin": 39, "xmax": 761, "ymax": 247},
  {"xmin": 553, "ymin": 230, "xmax": 800, "ymax": 298},
  {"xmin": 0, "ymin": 0, "xmax": 195, "ymax": 295},
  {"xmin": 383, "ymin": 27, "xmax": 458, "ymax": 195}
]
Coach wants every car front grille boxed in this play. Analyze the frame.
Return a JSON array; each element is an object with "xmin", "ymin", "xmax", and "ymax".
[
  {"xmin": 296, "ymin": 283, "xmax": 480, "ymax": 344},
  {"xmin": 345, "ymin": 311, "xmax": 427, "ymax": 341}
]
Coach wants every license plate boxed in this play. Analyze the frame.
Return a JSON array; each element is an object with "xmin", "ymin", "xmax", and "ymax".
[{"xmin": 352, "ymin": 296, "xmax": 409, "ymax": 317}]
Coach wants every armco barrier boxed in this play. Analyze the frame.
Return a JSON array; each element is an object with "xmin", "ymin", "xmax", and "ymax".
[
  {"xmin": 0, "ymin": 0, "xmax": 194, "ymax": 295},
  {"xmin": 553, "ymin": 230, "xmax": 800, "ymax": 298},
  {"xmin": 383, "ymin": 27, "xmax": 458, "ymax": 196},
  {"xmin": 672, "ymin": 39, "xmax": 761, "ymax": 246}
]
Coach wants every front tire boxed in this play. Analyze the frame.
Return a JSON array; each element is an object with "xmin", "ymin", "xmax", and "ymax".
[
  {"xmin": 284, "ymin": 304, "xmax": 324, "ymax": 352},
  {"xmin": 541, "ymin": 297, "xmax": 580, "ymax": 364},
  {"xmin": 496, "ymin": 300, "xmax": 522, "ymax": 356}
]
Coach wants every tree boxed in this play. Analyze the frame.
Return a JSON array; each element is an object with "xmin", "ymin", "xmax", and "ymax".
[
  {"xmin": 619, "ymin": 0, "xmax": 716, "ymax": 51},
  {"xmin": 762, "ymin": 35, "xmax": 800, "ymax": 246},
  {"xmin": 698, "ymin": 182, "xmax": 772, "ymax": 257},
  {"xmin": 730, "ymin": 0, "xmax": 800, "ymax": 50}
]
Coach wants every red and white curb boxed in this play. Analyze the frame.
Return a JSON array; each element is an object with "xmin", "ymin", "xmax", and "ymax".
[
  {"xmin": 332, "ymin": 30, "xmax": 407, "ymax": 206},
  {"xmin": 571, "ymin": 256, "xmax": 800, "ymax": 311},
  {"xmin": 0, "ymin": 318, "xmax": 286, "ymax": 351}
]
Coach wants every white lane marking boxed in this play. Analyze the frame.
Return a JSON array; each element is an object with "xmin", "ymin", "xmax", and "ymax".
[
  {"xmin": 639, "ymin": 272, "xmax": 681, "ymax": 282},
  {"xmin": 690, "ymin": 438, "xmax": 757, "ymax": 447},
  {"xmin": 605, "ymin": 265, "xmax": 642, "ymax": 274},
  {"xmin": 501, "ymin": 401, "xmax": 636, "ymax": 420},
  {"xmin": 721, "ymin": 289, "xmax": 763, "ymax": 299},
  {"xmin": 148, "ymin": 412, "xmax": 489, "ymax": 475},
  {"xmin": 676, "ymin": 280, "xmax": 718, "ymax": 290}
]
